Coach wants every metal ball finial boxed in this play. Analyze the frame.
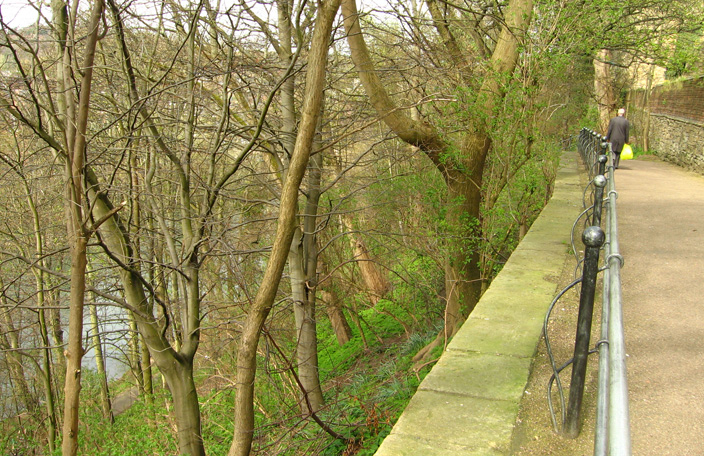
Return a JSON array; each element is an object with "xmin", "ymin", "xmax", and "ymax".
[
  {"xmin": 582, "ymin": 226, "xmax": 605, "ymax": 247},
  {"xmin": 594, "ymin": 175, "xmax": 607, "ymax": 188}
]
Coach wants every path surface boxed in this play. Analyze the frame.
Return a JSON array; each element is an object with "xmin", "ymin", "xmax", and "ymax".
[{"xmin": 616, "ymin": 157, "xmax": 704, "ymax": 455}]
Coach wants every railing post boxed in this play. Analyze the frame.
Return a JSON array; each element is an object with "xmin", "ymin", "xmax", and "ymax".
[
  {"xmin": 597, "ymin": 154, "xmax": 608, "ymax": 177},
  {"xmin": 599, "ymin": 136, "xmax": 608, "ymax": 168},
  {"xmin": 564, "ymin": 225, "xmax": 605, "ymax": 438},
  {"xmin": 591, "ymin": 175, "xmax": 607, "ymax": 226}
]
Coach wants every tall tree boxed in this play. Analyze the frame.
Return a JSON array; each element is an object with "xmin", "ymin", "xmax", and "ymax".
[
  {"xmin": 241, "ymin": 0, "xmax": 327, "ymax": 415},
  {"xmin": 0, "ymin": 136, "xmax": 60, "ymax": 451},
  {"xmin": 229, "ymin": 1, "xmax": 342, "ymax": 453},
  {"xmin": 55, "ymin": 1, "xmax": 106, "ymax": 453},
  {"xmin": 341, "ymin": 0, "xmax": 534, "ymax": 358}
]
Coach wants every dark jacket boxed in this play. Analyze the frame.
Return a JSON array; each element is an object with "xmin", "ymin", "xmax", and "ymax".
[{"xmin": 606, "ymin": 115, "xmax": 629, "ymax": 153}]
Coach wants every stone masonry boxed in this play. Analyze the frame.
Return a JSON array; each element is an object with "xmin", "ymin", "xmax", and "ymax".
[{"xmin": 628, "ymin": 76, "xmax": 704, "ymax": 174}]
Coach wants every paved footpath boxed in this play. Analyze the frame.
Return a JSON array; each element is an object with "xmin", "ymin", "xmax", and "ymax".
[{"xmin": 615, "ymin": 157, "xmax": 704, "ymax": 455}]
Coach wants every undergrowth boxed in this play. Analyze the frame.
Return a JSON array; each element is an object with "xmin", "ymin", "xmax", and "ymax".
[{"xmin": 22, "ymin": 297, "xmax": 442, "ymax": 456}]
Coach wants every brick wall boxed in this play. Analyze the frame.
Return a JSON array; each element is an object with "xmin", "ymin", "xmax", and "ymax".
[{"xmin": 628, "ymin": 76, "xmax": 704, "ymax": 174}]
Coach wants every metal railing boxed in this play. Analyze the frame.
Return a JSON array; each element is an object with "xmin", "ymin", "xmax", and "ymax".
[{"xmin": 543, "ymin": 128, "xmax": 631, "ymax": 455}]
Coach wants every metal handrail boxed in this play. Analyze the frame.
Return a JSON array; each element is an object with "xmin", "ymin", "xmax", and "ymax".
[
  {"xmin": 596, "ymin": 141, "xmax": 631, "ymax": 455},
  {"xmin": 545, "ymin": 128, "xmax": 631, "ymax": 455}
]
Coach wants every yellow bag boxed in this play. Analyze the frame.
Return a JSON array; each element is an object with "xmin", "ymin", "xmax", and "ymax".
[{"xmin": 621, "ymin": 143, "xmax": 633, "ymax": 160}]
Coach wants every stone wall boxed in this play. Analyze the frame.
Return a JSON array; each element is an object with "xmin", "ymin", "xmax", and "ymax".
[
  {"xmin": 372, "ymin": 153, "xmax": 583, "ymax": 456},
  {"xmin": 628, "ymin": 76, "xmax": 704, "ymax": 174}
]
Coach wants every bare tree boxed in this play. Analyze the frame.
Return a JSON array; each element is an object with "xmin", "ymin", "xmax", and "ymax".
[
  {"xmin": 0, "ymin": 132, "xmax": 61, "ymax": 451},
  {"xmin": 229, "ymin": 1, "xmax": 342, "ymax": 454},
  {"xmin": 53, "ymin": 1, "xmax": 107, "ymax": 453}
]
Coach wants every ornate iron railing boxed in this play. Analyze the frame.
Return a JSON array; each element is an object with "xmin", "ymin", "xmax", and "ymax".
[{"xmin": 543, "ymin": 128, "xmax": 631, "ymax": 455}]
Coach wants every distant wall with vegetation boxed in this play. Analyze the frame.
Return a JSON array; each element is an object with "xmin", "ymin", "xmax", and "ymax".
[{"xmin": 629, "ymin": 76, "xmax": 704, "ymax": 174}]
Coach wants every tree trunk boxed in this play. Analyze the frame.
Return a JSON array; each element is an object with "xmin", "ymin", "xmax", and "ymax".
[
  {"xmin": 21, "ymin": 15, "xmax": 57, "ymax": 449},
  {"xmin": 60, "ymin": 1, "xmax": 105, "ymax": 453},
  {"xmin": 229, "ymin": 2, "xmax": 341, "ymax": 454},
  {"xmin": 290, "ymin": 131, "xmax": 327, "ymax": 414},
  {"xmin": 594, "ymin": 49, "xmax": 615, "ymax": 132},
  {"xmin": 266, "ymin": 0, "xmax": 326, "ymax": 416},
  {"xmin": 342, "ymin": 215, "xmax": 390, "ymax": 304},
  {"xmin": 26, "ymin": 180, "xmax": 58, "ymax": 450},
  {"xmin": 164, "ymin": 360, "xmax": 203, "ymax": 456},
  {"xmin": 40, "ymin": 340, "xmax": 58, "ymax": 452},
  {"xmin": 277, "ymin": 0, "xmax": 297, "ymax": 161},
  {"xmin": 115, "ymin": 262, "xmax": 205, "ymax": 455},
  {"xmin": 101, "ymin": 3, "xmax": 206, "ymax": 452},
  {"xmin": 0, "ymin": 304, "xmax": 37, "ymax": 418},
  {"xmin": 38, "ymin": 303, "xmax": 58, "ymax": 451},
  {"xmin": 289, "ymin": 228, "xmax": 325, "ymax": 414},
  {"xmin": 321, "ymin": 290, "xmax": 352, "ymax": 345},
  {"xmin": 49, "ymin": 0, "xmax": 69, "ymax": 397},
  {"xmin": 141, "ymin": 335, "xmax": 154, "ymax": 397},
  {"xmin": 127, "ymin": 150, "xmax": 145, "ymax": 392},
  {"xmin": 47, "ymin": 290, "xmax": 66, "ymax": 397},
  {"xmin": 144, "ymin": 214, "xmax": 160, "ymax": 401},
  {"xmin": 62, "ymin": 234, "xmax": 88, "ymax": 456},
  {"xmin": 127, "ymin": 311, "xmax": 143, "ymax": 389},
  {"xmin": 89, "ymin": 302, "xmax": 114, "ymax": 423},
  {"xmin": 318, "ymin": 256, "xmax": 353, "ymax": 346},
  {"xmin": 5, "ymin": 162, "xmax": 60, "ymax": 448}
]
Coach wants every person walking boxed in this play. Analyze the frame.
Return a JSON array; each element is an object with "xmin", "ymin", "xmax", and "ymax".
[{"xmin": 606, "ymin": 108, "xmax": 630, "ymax": 169}]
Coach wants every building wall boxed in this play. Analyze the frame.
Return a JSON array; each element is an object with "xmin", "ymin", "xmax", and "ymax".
[{"xmin": 628, "ymin": 76, "xmax": 704, "ymax": 174}]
